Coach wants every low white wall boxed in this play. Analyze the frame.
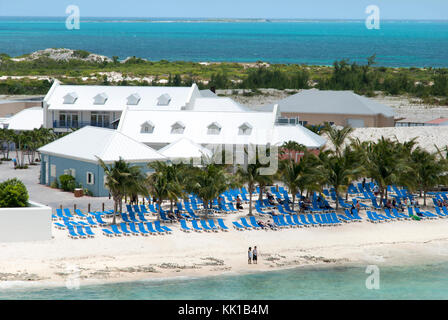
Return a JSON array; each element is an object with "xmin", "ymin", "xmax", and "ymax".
[{"xmin": 0, "ymin": 201, "xmax": 52, "ymax": 242}]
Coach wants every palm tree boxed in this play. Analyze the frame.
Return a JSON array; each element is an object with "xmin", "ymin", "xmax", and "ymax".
[
  {"xmin": 322, "ymin": 124, "xmax": 354, "ymax": 157},
  {"xmin": 98, "ymin": 157, "xmax": 146, "ymax": 224},
  {"xmin": 410, "ymin": 147, "xmax": 448, "ymax": 206},
  {"xmin": 362, "ymin": 137, "xmax": 415, "ymax": 204},
  {"xmin": 280, "ymin": 141, "xmax": 306, "ymax": 161},
  {"xmin": 185, "ymin": 163, "xmax": 232, "ymax": 214},
  {"xmin": 147, "ymin": 161, "xmax": 184, "ymax": 219}
]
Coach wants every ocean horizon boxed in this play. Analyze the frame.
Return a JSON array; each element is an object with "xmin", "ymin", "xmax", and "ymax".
[
  {"xmin": 1, "ymin": 262, "xmax": 448, "ymax": 300},
  {"xmin": 0, "ymin": 17, "xmax": 447, "ymax": 67}
]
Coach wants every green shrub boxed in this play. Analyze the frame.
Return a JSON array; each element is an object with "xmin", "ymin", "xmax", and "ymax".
[
  {"xmin": 50, "ymin": 179, "xmax": 59, "ymax": 189},
  {"xmin": 0, "ymin": 178, "xmax": 29, "ymax": 208},
  {"xmin": 59, "ymin": 174, "xmax": 76, "ymax": 192}
]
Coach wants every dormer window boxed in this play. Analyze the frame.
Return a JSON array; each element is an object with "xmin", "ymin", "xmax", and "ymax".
[
  {"xmin": 207, "ymin": 122, "xmax": 222, "ymax": 135},
  {"xmin": 238, "ymin": 122, "xmax": 253, "ymax": 135},
  {"xmin": 140, "ymin": 121, "xmax": 154, "ymax": 134},
  {"xmin": 63, "ymin": 92, "xmax": 78, "ymax": 104},
  {"xmin": 127, "ymin": 93, "xmax": 141, "ymax": 106},
  {"xmin": 157, "ymin": 93, "xmax": 171, "ymax": 106},
  {"xmin": 171, "ymin": 121, "xmax": 185, "ymax": 134},
  {"xmin": 93, "ymin": 93, "xmax": 108, "ymax": 105}
]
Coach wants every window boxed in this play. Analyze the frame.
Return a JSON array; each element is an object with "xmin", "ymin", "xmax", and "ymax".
[
  {"xmin": 207, "ymin": 122, "xmax": 221, "ymax": 135},
  {"xmin": 91, "ymin": 112, "xmax": 110, "ymax": 128},
  {"xmin": 171, "ymin": 122, "xmax": 185, "ymax": 134},
  {"xmin": 157, "ymin": 93, "xmax": 171, "ymax": 106},
  {"xmin": 59, "ymin": 112, "xmax": 79, "ymax": 128},
  {"xmin": 238, "ymin": 122, "xmax": 253, "ymax": 135},
  {"xmin": 127, "ymin": 93, "xmax": 141, "ymax": 106},
  {"xmin": 86, "ymin": 172, "xmax": 94, "ymax": 185},
  {"xmin": 63, "ymin": 92, "xmax": 78, "ymax": 104},
  {"xmin": 140, "ymin": 121, "xmax": 155, "ymax": 134},
  {"xmin": 50, "ymin": 164, "xmax": 56, "ymax": 177},
  {"xmin": 64, "ymin": 168, "xmax": 76, "ymax": 177},
  {"xmin": 93, "ymin": 93, "xmax": 108, "ymax": 105}
]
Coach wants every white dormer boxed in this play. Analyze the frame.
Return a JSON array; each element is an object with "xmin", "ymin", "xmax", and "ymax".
[
  {"xmin": 238, "ymin": 122, "xmax": 253, "ymax": 135},
  {"xmin": 63, "ymin": 92, "xmax": 78, "ymax": 104},
  {"xmin": 207, "ymin": 122, "xmax": 222, "ymax": 135},
  {"xmin": 171, "ymin": 121, "xmax": 185, "ymax": 134},
  {"xmin": 127, "ymin": 93, "xmax": 141, "ymax": 106},
  {"xmin": 140, "ymin": 121, "xmax": 155, "ymax": 134},
  {"xmin": 93, "ymin": 92, "xmax": 108, "ymax": 105},
  {"xmin": 157, "ymin": 93, "xmax": 171, "ymax": 106}
]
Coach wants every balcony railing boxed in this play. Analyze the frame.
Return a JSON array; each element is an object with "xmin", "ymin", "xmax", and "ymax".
[{"xmin": 53, "ymin": 121, "xmax": 116, "ymax": 129}]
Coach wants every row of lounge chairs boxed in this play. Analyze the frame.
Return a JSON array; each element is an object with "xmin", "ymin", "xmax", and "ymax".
[
  {"xmin": 179, "ymin": 218, "xmax": 229, "ymax": 233},
  {"xmin": 102, "ymin": 221, "xmax": 173, "ymax": 237}
]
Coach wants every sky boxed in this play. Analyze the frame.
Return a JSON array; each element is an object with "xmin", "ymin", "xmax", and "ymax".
[{"xmin": 0, "ymin": 0, "xmax": 447, "ymax": 20}]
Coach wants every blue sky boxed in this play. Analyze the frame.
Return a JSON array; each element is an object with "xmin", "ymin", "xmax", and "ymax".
[{"xmin": 0, "ymin": 0, "xmax": 447, "ymax": 19}]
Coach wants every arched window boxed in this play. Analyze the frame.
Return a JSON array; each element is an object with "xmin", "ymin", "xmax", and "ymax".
[
  {"xmin": 238, "ymin": 122, "xmax": 252, "ymax": 135},
  {"xmin": 171, "ymin": 121, "xmax": 185, "ymax": 134},
  {"xmin": 141, "ymin": 121, "xmax": 155, "ymax": 134},
  {"xmin": 207, "ymin": 122, "xmax": 222, "ymax": 135}
]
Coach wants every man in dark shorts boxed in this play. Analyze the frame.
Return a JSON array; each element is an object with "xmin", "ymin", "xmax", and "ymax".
[{"xmin": 253, "ymin": 246, "xmax": 258, "ymax": 264}]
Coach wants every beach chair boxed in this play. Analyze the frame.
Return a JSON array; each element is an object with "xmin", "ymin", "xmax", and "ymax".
[
  {"xmin": 337, "ymin": 213, "xmax": 351, "ymax": 223},
  {"xmin": 179, "ymin": 219, "xmax": 192, "ymax": 233},
  {"xmin": 434, "ymin": 206, "xmax": 448, "ymax": 218},
  {"xmin": 63, "ymin": 208, "xmax": 75, "ymax": 219},
  {"xmin": 373, "ymin": 211, "xmax": 391, "ymax": 222},
  {"xmin": 239, "ymin": 217, "xmax": 254, "ymax": 230},
  {"xmin": 129, "ymin": 222, "xmax": 144, "ymax": 236},
  {"xmin": 272, "ymin": 215, "xmax": 289, "ymax": 228},
  {"xmin": 74, "ymin": 209, "xmax": 87, "ymax": 220},
  {"xmin": 306, "ymin": 214, "xmax": 320, "ymax": 227},
  {"xmin": 120, "ymin": 213, "xmax": 132, "ymax": 224},
  {"xmin": 191, "ymin": 220, "xmax": 204, "ymax": 232},
  {"xmin": 278, "ymin": 215, "xmax": 296, "ymax": 228},
  {"xmin": 384, "ymin": 208, "xmax": 400, "ymax": 220},
  {"xmin": 201, "ymin": 220, "xmax": 218, "ymax": 232},
  {"xmin": 392, "ymin": 208, "xmax": 410, "ymax": 220},
  {"xmin": 54, "ymin": 222, "xmax": 66, "ymax": 230},
  {"xmin": 330, "ymin": 212, "xmax": 343, "ymax": 225},
  {"xmin": 137, "ymin": 223, "xmax": 150, "ymax": 236},
  {"xmin": 159, "ymin": 211, "xmax": 175, "ymax": 223},
  {"xmin": 93, "ymin": 214, "xmax": 108, "ymax": 226},
  {"xmin": 285, "ymin": 214, "xmax": 302, "ymax": 227},
  {"xmin": 366, "ymin": 211, "xmax": 379, "ymax": 223},
  {"xmin": 197, "ymin": 220, "xmax": 213, "ymax": 232},
  {"xmin": 217, "ymin": 219, "xmax": 229, "ymax": 231},
  {"xmin": 137, "ymin": 212, "xmax": 148, "ymax": 222},
  {"xmin": 227, "ymin": 203, "xmax": 238, "ymax": 212},
  {"xmin": 75, "ymin": 226, "xmax": 88, "ymax": 239},
  {"xmin": 102, "ymin": 228, "xmax": 114, "ymax": 237},
  {"xmin": 249, "ymin": 216, "xmax": 263, "ymax": 229},
  {"xmin": 128, "ymin": 212, "xmax": 141, "ymax": 223},
  {"xmin": 232, "ymin": 221, "xmax": 246, "ymax": 231},
  {"xmin": 119, "ymin": 223, "xmax": 133, "ymax": 236},
  {"xmin": 351, "ymin": 209, "xmax": 363, "ymax": 221},
  {"xmin": 154, "ymin": 221, "xmax": 172, "ymax": 233},
  {"xmin": 148, "ymin": 204, "xmax": 158, "ymax": 214},
  {"xmin": 292, "ymin": 214, "xmax": 308, "ymax": 228},
  {"xmin": 110, "ymin": 224, "xmax": 125, "ymax": 236},
  {"xmin": 317, "ymin": 214, "xmax": 330, "ymax": 226},
  {"xmin": 67, "ymin": 226, "xmax": 79, "ymax": 239},
  {"xmin": 146, "ymin": 222, "xmax": 164, "ymax": 235},
  {"xmin": 298, "ymin": 214, "xmax": 312, "ymax": 227},
  {"xmin": 140, "ymin": 205, "xmax": 150, "ymax": 215},
  {"xmin": 55, "ymin": 208, "xmax": 66, "ymax": 220},
  {"xmin": 126, "ymin": 204, "xmax": 134, "ymax": 214},
  {"xmin": 84, "ymin": 226, "xmax": 95, "ymax": 238},
  {"xmin": 132, "ymin": 205, "xmax": 141, "ymax": 213}
]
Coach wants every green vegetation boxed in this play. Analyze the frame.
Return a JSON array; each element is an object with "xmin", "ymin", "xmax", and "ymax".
[
  {"xmin": 58, "ymin": 174, "xmax": 77, "ymax": 192},
  {"xmin": 0, "ymin": 51, "xmax": 446, "ymax": 104},
  {"xmin": 0, "ymin": 178, "xmax": 29, "ymax": 208}
]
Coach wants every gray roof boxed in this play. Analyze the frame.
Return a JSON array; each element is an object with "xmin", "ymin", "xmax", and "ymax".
[
  {"xmin": 276, "ymin": 89, "xmax": 394, "ymax": 117},
  {"xmin": 199, "ymin": 89, "xmax": 217, "ymax": 98}
]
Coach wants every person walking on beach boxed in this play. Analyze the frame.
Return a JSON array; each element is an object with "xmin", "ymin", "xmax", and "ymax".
[
  {"xmin": 253, "ymin": 246, "xmax": 258, "ymax": 264},
  {"xmin": 248, "ymin": 247, "xmax": 252, "ymax": 264}
]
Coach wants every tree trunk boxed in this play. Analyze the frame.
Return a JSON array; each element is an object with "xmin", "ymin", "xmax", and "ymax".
[
  {"xmin": 158, "ymin": 200, "xmax": 162, "ymax": 220},
  {"xmin": 292, "ymin": 194, "xmax": 296, "ymax": 212},
  {"xmin": 335, "ymin": 190, "xmax": 339, "ymax": 211},
  {"xmin": 423, "ymin": 190, "xmax": 427, "ymax": 207},
  {"xmin": 248, "ymin": 191, "xmax": 253, "ymax": 216}
]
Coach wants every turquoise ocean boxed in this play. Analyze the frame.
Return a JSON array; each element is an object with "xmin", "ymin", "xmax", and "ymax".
[
  {"xmin": 0, "ymin": 17, "xmax": 447, "ymax": 67},
  {"xmin": 2, "ymin": 263, "xmax": 448, "ymax": 300}
]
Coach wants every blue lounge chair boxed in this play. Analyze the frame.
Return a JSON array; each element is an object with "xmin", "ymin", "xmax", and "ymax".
[
  {"xmin": 240, "ymin": 217, "xmax": 255, "ymax": 230},
  {"xmin": 272, "ymin": 215, "xmax": 289, "ymax": 228},
  {"xmin": 119, "ymin": 223, "xmax": 133, "ymax": 236},
  {"xmin": 67, "ymin": 226, "xmax": 79, "ymax": 239},
  {"xmin": 102, "ymin": 228, "xmax": 114, "ymax": 237},
  {"xmin": 249, "ymin": 216, "xmax": 263, "ymax": 229},
  {"xmin": 415, "ymin": 207, "xmax": 438, "ymax": 220},
  {"xmin": 306, "ymin": 214, "xmax": 320, "ymax": 226},
  {"xmin": 201, "ymin": 220, "xmax": 218, "ymax": 232},
  {"xmin": 56, "ymin": 208, "xmax": 66, "ymax": 220},
  {"xmin": 276, "ymin": 205, "xmax": 289, "ymax": 215},
  {"xmin": 160, "ymin": 211, "xmax": 175, "ymax": 223},
  {"xmin": 148, "ymin": 204, "xmax": 158, "ymax": 214},
  {"xmin": 110, "ymin": 224, "xmax": 124, "ymax": 236},
  {"xmin": 75, "ymin": 226, "xmax": 88, "ymax": 239},
  {"xmin": 132, "ymin": 205, "xmax": 141, "ymax": 213},
  {"xmin": 392, "ymin": 208, "xmax": 410, "ymax": 220},
  {"xmin": 63, "ymin": 208, "xmax": 75, "ymax": 219},
  {"xmin": 279, "ymin": 215, "xmax": 296, "ymax": 228},
  {"xmin": 285, "ymin": 214, "xmax": 302, "ymax": 227},
  {"xmin": 154, "ymin": 221, "xmax": 172, "ymax": 233},
  {"xmin": 292, "ymin": 214, "xmax": 308, "ymax": 227},
  {"xmin": 126, "ymin": 204, "xmax": 134, "ymax": 213},
  {"xmin": 217, "ymin": 219, "xmax": 229, "ymax": 231},
  {"xmin": 137, "ymin": 223, "xmax": 150, "ymax": 236},
  {"xmin": 179, "ymin": 219, "xmax": 192, "ymax": 232},
  {"xmin": 351, "ymin": 209, "xmax": 363, "ymax": 221},
  {"xmin": 93, "ymin": 214, "xmax": 108, "ymax": 226},
  {"xmin": 128, "ymin": 212, "xmax": 140, "ymax": 223},
  {"xmin": 337, "ymin": 213, "xmax": 351, "ymax": 223},
  {"xmin": 140, "ymin": 205, "xmax": 150, "ymax": 214},
  {"xmin": 54, "ymin": 222, "xmax": 66, "ymax": 230},
  {"xmin": 384, "ymin": 208, "xmax": 400, "ymax": 220},
  {"xmin": 298, "ymin": 214, "xmax": 312, "ymax": 227},
  {"xmin": 146, "ymin": 222, "xmax": 164, "ymax": 235},
  {"xmin": 120, "ymin": 213, "xmax": 132, "ymax": 223},
  {"xmin": 137, "ymin": 212, "xmax": 148, "ymax": 222},
  {"xmin": 372, "ymin": 211, "xmax": 390, "ymax": 222},
  {"xmin": 191, "ymin": 220, "xmax": 204, "ymax": 232},
  {"xmin": 84, "ymin": 226, "xmax": 95, "ymax": 238},
  {"xmin": 129, "ymin": 222, "xmax": 143, "ymax": 236},
  {"xmin": 74, "ymin": 209, "xmax": 87, "ymax": 220},
  {"xmin": 366, "ymin": 211, "xmax": 379, "ymax": 223},
  {"xmin": 330, "ymin": 212, "xmax": 342, "ymax": 224},
  {"xmin": 198, "ymin": 220, "xmax": 214, "ymax": 232},
  {"xmin": 435, "ymin": 206, "xmax": 448, "ymax": 218},
  {"xmin": 227, "ymin": 203, "xmax": 238, "ymax": 212},
  {"xmin": 232, "ymin": 221, "xmax": 245, "ymax": 231}
]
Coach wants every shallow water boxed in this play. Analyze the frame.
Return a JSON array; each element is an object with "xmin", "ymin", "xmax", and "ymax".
[
  {"xmin": 0, "ymin": 18, "xmax": 447, "ymax": 67},
  {"xmin": 1, "ymin": 262, "xmax": 448, "ymax": 299}
]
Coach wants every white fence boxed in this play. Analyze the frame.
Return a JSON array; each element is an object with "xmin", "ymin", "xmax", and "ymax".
[{"xmin": 0, "ymin": 201, "xmax": 52, "ymax": 242}]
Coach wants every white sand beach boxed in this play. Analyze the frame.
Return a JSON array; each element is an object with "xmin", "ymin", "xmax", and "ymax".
[{"xmin": 1, "ymin": 208, "xmax": 448, "ymax": 287}]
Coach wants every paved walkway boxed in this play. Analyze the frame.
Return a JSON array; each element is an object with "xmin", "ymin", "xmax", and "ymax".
[{"xmin": 0, "ymin": 160, "xmax": 115, "ymax": 213}]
